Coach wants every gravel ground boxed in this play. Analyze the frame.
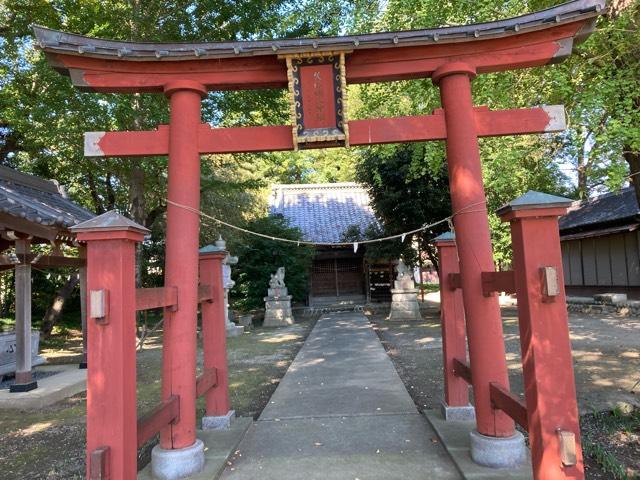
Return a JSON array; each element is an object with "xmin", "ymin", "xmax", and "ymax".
[{"xmin": 366, "ymin": 302, "xmax": 639, "ymax": 480}]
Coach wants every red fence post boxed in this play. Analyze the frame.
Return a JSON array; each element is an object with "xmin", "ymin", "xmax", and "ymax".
[
  {"xmin": 71, "ymin": 211, "xmax": 148, "ymax": 480},
  {"xmin": 199, "ymin": 245, "xmax": 233, "ymax": 429},
  {"xmin": 498, "ymin": 191, "xmax": 584, "ymax": 480},
  {"xmin": 433, "ymin": 61, "xmax": 522, "ymax": 467},
  {"xmin": 433, "ymin": 232, "xmax": 474, "ymax": 421}
]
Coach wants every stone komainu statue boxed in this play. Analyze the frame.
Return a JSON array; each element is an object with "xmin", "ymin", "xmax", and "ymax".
[
  {"xmin": 396, "ymin": 259, "xmax": 410, "ymax": 280},
  {"xmin": 269, "ymin": 267, "xmax": 286, "ymax": 288}
]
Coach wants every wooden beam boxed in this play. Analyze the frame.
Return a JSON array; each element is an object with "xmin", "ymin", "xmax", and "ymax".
[
  {"xmin": 11, "ymin": 238, "xmax": 35, "ymax": 390},
  {"xmin": 0, "ymin": 212, "xmax": 59, "ymax": 242},
  {"xmin": 31, "ymin": 254, "xmax": 85, "ymax": 268},
  {"xmin": 481, "ymin": 270, "xmax": 516, "ymax": 297},
  {"xmin": 85, "ymin": 106, "xmax": 564, "ymax": 158},
  {"xmin": 195, "ymin": 368, "xmax": 218, "ymax": 398},
  {"xmin": 79, "ymin": 245, "xmax": 88, "ymax": 369},
  {"xmin": 490, "ymin": 382, "xmax": 528, "ymax": 430},
  {"xmin": 48, "ymin": 21, "xmax": 587, "ymax": 93},
  {"xmin": 346, "ymin": 24, "xmax": 582, "ymax": 83},
  {"xmin": 89, "ymin": 446, "xmax": 110, "ymax": 480},
  {"xmin": 136, "ymin": 395, "xmax": 180, "ymax": 449},
  {"xmin": 453, "ymin": 358, "xmax": 472, "ymax": 384},
  {"xmin": 0, "ymin": 254, "xmax": 85, "ymax": 268},
  {"xmin": 135, "ymin": 286, "xmax": 178, "ymax": 312}
]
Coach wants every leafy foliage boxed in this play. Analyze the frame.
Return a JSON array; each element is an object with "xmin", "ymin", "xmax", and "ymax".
[
  {"xmin": 354, "ymin": 144, "xmax": 452, "ymax": 267},
  {"xmin": 0, "ymin": 0, "xmax": 355, "ymax": 313},
  {"xmin": 227, "ymin": 215, "xmax": 314, "ymax": 311},
  {"xmin": 347, "ymin": 0, "xmax": 639, "ymax": 262}
]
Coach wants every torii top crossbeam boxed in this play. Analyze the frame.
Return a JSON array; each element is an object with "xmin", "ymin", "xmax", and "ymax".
[
  {"xmin": 35, "ymin": 0, "xmax": 601, "ymax": 93},
  {"xmin": 33, "ymin": 0, "xmax": 603, "ymax": 156}
]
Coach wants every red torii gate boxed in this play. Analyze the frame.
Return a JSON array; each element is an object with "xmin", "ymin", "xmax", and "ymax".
[{"xmin": 34, "ymin": 1, "xmax": 604, "ymax": 479}]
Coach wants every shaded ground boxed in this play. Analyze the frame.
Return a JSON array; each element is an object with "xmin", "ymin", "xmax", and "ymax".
[
  {"xmin": 0, "ymin": 315, "xmax": 316, "ymax": 480},
  {"xmin": 366, "ymin": 302, "xmax": 640, "ymax": 480}
]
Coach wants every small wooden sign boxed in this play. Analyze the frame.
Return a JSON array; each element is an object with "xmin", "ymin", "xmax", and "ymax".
[
  {"xmin": 283, "ymin": 52, "xmax": 349, "ymax": 150},
  {"xmin": 541, "ymin": 265, "xmax": 559, "ymax": 301},
  {"xmin": 90, "ymin": 289, "xmax": 109, "ymax": 324},
  {"xmin": 558, "ymin": 430, "xmax": 577, "ymax": 466}
]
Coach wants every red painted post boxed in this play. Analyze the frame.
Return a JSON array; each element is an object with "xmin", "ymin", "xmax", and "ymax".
[
  {"xmin": 161, "ymin": 80, "xmax": 206, "ymax": 450},
  {"xmin": 434, "ymin": 233, "xmax": 471, "ymax": 417},
  {"xmin": 71, "ymin": 211, "xmax": 148, "ymax": 480},
  {"xmin": 199, "ymin": 247, "xmax": 231, "ymax": 420},
  {"xmin": 498, "ymin": 192, "xmax": 584, "ymax": 480},
  {"xmin": 433, "ymin": 62, "xmax": 514, "ymax": 438}
]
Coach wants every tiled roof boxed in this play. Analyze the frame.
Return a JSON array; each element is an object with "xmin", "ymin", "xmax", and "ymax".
[
  {"xmin": 0, "ymin": 166, "xmax": 94, "ymax": 230},
  {"xmin": 559, "ymin": 187, "xmax": 639, "ymax": 233},
  {"xmin": 269, "ymin": 183, "xmax": 379, "ymax": 243}
]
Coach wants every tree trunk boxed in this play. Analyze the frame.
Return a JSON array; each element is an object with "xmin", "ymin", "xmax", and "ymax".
[
  {"xmin": 129, "ymin": 164, "xmax": 146, "ymax": 286},
  {"xmin": 425, "ymin": 244, "xmax": 439, "ymax": 273},
  {"xmin": 40, "ymin": 274, "xmax": 79, "ymax": 338},
  {"xmin": 576, "ymin": 129, "xmax": 589, "ymax": 199},
  {"xmin": 625, "ymin": 149, "xmax": 640, "ymax": 208}
]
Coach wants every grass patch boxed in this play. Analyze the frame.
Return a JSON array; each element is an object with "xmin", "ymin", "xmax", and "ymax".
[
  {"xmin": 582, "ymin": 407, "xmax": 640, "ymax": 480},
  {"xmin": 417, "ymin": 283, "xmax": 440, "ymax": 293}
]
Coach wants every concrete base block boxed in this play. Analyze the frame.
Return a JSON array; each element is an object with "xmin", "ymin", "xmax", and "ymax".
[
  {"xmin": 202, "ymin": 410, "xmax": 235, "ymax": 430},
  {"xmin": 263, "ymin": 297, "xmax": 294, "ymax": 326},
  {"xmin": 594, "ymin": 293, "xmax": 628, "ymax": 305},
  {"xmin": 226, "ymin": 324, "xmax": 244, "ymax": 337},
  {"xmin": 9, "ymin": 380, "xmax": 38, "ymax": 392},
  {"xmin": 470, "ymin": 429, "xmax": 526, "ymax": 469},
  {"xmin": 388, "ymin": 289, "xmax": 422, "ymax": 321},
  {"xmin": 424, "ymin": 410, "xmax": 532, "ymax": 479},
  {"xmin": 0, "ymin": 364, "xmax": 86, "ymax": 409},
  {"xmin": 440, "ymin": 401, "xmax": 476, "ymax": 422},
  {"xmin": 138, "ymin": 418, "xmax": 253, "ymax": 480},
  {"xmin": 151, "ymin": 439, "xmax": 205, "ymax": 480}
]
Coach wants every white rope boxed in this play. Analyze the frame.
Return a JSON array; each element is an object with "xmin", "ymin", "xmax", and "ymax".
[{"xmin": 166, "ymin": 199, "xmax": 487, "ymax": 247}]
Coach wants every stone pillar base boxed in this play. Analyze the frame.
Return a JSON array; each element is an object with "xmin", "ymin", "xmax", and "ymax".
[
  {"xmin": 469, "ymin": 429, "xmax": 526, "ymax": 468},
  {"xmin": 263, "ymin": 295, "xmax": 294, "ymax": 327},
  {"xmin": 151, "ymin": 438, "xmax": 205, "ymax": 480},
  {"xmin": 202, "ymin": 410, "xmax": 235, "ymax": 430},
  {"xmin": 9, "ymin": 380, "xmax": 37, "ymax": 393},
  {"xmin": 388, "ymin": 288, "xmax": 421, "ymax": 321},
  {"xmin": 440, "ymin": 401, "xmax": 476, "ymax": 422},
  {"xmin": 226, "ymin": 323, "xmax": 244, "ymax": 337}
]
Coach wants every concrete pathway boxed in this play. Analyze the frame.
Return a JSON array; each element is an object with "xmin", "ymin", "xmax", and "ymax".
[{"xmin": 220, "ymin": 312, "xmax": 461, "ymax": 479}]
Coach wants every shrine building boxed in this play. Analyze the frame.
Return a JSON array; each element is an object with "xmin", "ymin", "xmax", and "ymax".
[
  {"xmin": 269, "ymin": 182, "xmax": 397, "ymax": 305},
  {"xmin": 560, "ymin": 187, "xmax": 640, "ymax": 298}
]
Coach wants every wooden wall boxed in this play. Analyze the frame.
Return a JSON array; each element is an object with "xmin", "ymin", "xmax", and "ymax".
[{"xmin": 561, "ymin": 231, "xmax": 640, "ymax": 287}]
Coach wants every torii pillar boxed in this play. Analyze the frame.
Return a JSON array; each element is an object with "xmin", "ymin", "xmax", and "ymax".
[
  {"xmin": 153, "ymin": 80, "xmax": 208, "ymax": 476},
  {"xmin": 433, "ymin": 62, "xmax": 524, "ymax": 467}
]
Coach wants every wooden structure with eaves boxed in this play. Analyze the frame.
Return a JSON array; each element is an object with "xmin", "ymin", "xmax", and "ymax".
[{"xmin": 0, "ymin": 165, "xmax": 93, "ymax": 391}]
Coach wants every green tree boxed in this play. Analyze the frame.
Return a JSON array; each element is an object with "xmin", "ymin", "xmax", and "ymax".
[
  {"xmin": 227, "ymin": 215, "xmax": 314, "ymax": 312},
  {"xmin": 347, "ymin": 0, "xmax": 615, "ymax": 262},
  {"xmin": 0, "ymin": 0, "xmax": 361, "ymax": 327},
  {"xmin": 354, "ymin": 144, "xmax": 452, "ymax": 268}
]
